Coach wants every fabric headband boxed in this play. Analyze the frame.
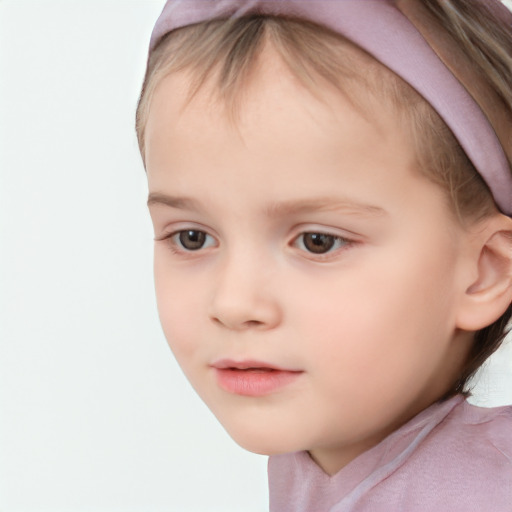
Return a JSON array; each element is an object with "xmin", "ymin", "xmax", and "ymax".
[{"xmin": 149, "ymin": 0, "xmax": 512, "ymax": 216}]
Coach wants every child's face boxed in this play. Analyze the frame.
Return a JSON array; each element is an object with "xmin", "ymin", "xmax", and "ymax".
[{"xmin": 145, "ymin": 51, "xmax": 472, "ymax": 474}]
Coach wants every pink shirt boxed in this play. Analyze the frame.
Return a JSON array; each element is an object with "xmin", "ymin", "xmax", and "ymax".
[{"xmin": 268, "ymin": 395, "xmax": 512, "ymax": 511}]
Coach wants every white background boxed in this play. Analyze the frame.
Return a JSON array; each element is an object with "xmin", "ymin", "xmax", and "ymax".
[{"xmin": 0, "ymin": 1, "xmax": 511, "ymax": 511}]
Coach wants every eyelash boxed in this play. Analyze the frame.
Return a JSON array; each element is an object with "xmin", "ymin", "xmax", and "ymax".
[
  {"xmin": 293, "ymin": 232, "xmax": 353, "ymax": 257},
  {"xmin": 166, "ymin": 229, "xmax": 217, "ymax": 253},
  {"xmin": 159, "ymin": 229, "xmax": 355, "ymax": 258}
]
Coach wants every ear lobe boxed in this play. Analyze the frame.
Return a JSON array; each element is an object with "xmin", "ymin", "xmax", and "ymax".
[{"xmin": 456, "ymin": 217, "xmax": 512, "ymax": 332}]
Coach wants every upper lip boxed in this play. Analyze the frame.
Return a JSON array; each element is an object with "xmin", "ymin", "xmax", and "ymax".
[{"xmin": 211, "ymin": 359, "xmax": 301, "ymax": 372}]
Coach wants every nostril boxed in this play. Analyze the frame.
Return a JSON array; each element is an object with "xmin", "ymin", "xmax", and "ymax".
[
  {"xmin": 210, "ymin": 315, "xmax": 265, "ymax": 329},
  {"xmin": 244, "ymin": 320, "xmax": 264, "ymax": 327},
  {"xmin": 209, "ymin": 294, "xmax": 282, "ymax": 330}
]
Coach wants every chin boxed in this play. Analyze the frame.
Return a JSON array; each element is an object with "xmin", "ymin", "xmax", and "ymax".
[
  {"xmin": 213, "ymin": 410, "xmax": 308, "ymax": 456},
  {"xmin": 228, "ymin": 429, "xmax": 298, "ymax": 456}
]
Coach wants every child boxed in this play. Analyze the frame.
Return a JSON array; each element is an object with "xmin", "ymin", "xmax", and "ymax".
[{"xmin": 136, "ymin": 0, "xmax": 512, "ymax": 510}]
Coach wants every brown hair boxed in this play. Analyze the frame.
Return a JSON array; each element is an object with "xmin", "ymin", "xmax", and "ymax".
[{"xmin": 136, "ymin": 0, "xmax": 512, "ymax": 396}]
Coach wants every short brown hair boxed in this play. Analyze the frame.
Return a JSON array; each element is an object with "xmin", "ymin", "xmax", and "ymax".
[{"xmin": 136, "ymin": 0, "xmax": 512, "ymax": 396}]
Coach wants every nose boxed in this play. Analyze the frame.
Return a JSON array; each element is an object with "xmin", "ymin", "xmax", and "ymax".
[{"xmin": 208, "ymin": 253, "xmax": 282, "ymax": 331}]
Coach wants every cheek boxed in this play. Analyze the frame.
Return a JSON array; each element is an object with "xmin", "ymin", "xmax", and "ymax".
[
  {"xmin": 153, "ymin": 252, "xmax": 204, "ymax": 361},
  {"xmin": 287, "ymin": 246, "xmax": 458, "ymax": 382}
]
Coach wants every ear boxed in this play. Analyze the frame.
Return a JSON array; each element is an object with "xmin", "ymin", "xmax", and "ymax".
[{"xmin": 456, "ymin": 214, "xmax": 512, "ymax": 331}]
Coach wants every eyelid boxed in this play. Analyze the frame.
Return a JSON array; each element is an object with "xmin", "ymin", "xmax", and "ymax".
[
  {"xmin": 171, "ymin": 230, "xmax": 217, "ymax": 251},
  {"xmin": 289, "ymin": 224, "xmax": 361, "ymax": 242},
  {"xmin": 293, "ymin": 232, "xmax": 352, "ymax": 250},
  {"xmin": 289, "ymin": 225, "xmax": 360, "ymax": 259},
  {"xmin": 153, "ymin": 221, "xmax": 217, "ymax": 241},
  {"xmin": 154, "ymin": 223, "xmax": 219, "ymax": 255}
]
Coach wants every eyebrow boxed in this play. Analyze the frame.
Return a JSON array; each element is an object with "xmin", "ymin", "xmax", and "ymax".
[
  {"xmin": 147, "ymin": 193, "xmax": 387, "ymax": 218},
  {"xmin": 263, "ymin": 197, "xmax": 387, "ymax": 218},
  {"xmin": 147, "ymin": 193, "xmax": 203, "ymax": 211}
]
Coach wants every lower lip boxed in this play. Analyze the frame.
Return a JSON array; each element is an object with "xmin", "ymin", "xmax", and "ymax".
[{"xmin": 214, "ymin": 368, "xmax": 302, "ymax": 396}]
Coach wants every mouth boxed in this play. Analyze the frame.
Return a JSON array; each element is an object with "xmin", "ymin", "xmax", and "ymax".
[
  {"xmin": 212, "ymin": 359, "xmax": 290, "ymax": 370},
  {"xmin": 211, "ymin": 359, "xmax": 303, "ymax": 396}
]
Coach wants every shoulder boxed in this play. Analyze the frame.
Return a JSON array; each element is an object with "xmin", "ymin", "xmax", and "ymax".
[
  {"xmin": 418, "ymin": 399, "xmax": 512, "ymax": 475},
  {"xmin": 443, "ymin": 400, "xmax": 512, "ymax": 463},
  {"xmin": 392, "ymin": 400, "xmax": 512, "ymax": 511}
]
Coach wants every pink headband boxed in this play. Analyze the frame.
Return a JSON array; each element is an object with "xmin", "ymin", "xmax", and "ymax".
[{"xmin": 149, "ymin": 0, "xmax": 512, "ymax": 216}]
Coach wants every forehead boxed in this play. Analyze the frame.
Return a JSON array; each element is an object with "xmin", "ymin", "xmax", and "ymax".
[
  {"xmin": 144, "ymin": 45, "xmax": 403, "ymax": 173},
  {"xmin": 144, "ymin": 59, "xmax": 448, "ymax": 233}
]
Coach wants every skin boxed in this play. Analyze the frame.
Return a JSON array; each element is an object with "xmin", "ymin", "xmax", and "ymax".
[{"xmin": 144, "ymin": 47, "xmax": 477, "ymax": 476}]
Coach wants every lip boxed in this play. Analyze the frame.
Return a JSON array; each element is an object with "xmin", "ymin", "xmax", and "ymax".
[{"xmin": 211, "ymin": 359, "xmax": 303, "ymax": 396}]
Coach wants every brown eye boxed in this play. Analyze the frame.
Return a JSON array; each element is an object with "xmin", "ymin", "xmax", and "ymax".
[
  {"xmin": 178, "ymin": 230, "xmax": 208, "ymax": 251},
  {"xmin": 302, "ymin": 233, "xmax": 336, "ymax": 254}
]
